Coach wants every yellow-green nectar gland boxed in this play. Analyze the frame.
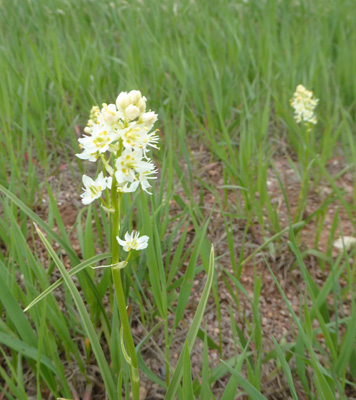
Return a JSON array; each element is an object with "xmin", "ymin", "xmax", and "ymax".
[
  {"xmin": 124, "ymin": 128, "xmax": 141, "ymax": 144},
  {"xmin": 93, "ymin": 131, "xmax": 109, "ymax": 148},
  {"xmin": 89, "ymin": 185, "xmax": 101, "ymax": 195}
]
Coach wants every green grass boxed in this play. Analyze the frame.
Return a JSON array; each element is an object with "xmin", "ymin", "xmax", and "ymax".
[{"xmin": 1, "ymin": 0, "xmax": 356, "ymax": 398}]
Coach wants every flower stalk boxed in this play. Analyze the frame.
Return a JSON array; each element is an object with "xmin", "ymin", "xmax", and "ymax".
[{"xmin": 110, "ymin": 177, "xmax": 139, "ymax": 399}]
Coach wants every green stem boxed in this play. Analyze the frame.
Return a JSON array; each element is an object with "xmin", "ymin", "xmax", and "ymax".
[
  {"xmin": 100, "ymin": 197, "xmax": 111, "ymax": 209},
  {"xmin": 294, "ymin": 124, "xmax": 311, "ymax": 223},
  {"xmin": 112, "ymin": 268, "xmax": 140, "ymax": 400},
  {"xmin": 111, "ymin": 177, "xmax": 139, "ymax": 399}
]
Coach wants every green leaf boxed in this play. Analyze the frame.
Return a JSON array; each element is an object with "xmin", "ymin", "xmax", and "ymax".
[
  {"xmin": 0, "ymin": 268, "xmax": 37, "ymax": 347},
  {"xmin": 0, "ymin": 332, "xmax": 56, "ymax": 374},
  {"xmin": 34, "ymin": 225, "xmax": 117, "ymax": 400},
  {"xmin": 139, "ymin": 192, "xmax": 167, "ymax": 318},
  {"xmin": 172, "ymin": 221, "xmax": 208, "ymax": 333},
  {"xmin": 335, "ymin": 299, "xmax": 356, "ymax": 377},
  {"xmin": 165, "ymin": 245, "xmax": 215, "ymax": 400},
  {"xmin": 24, "ymin": 252, "xmax": 111, "ymax": 311},
  {"xmin": 220, "ymin": 360, "xmax": 268, "ymax": 400},
  {"xmin": 271, "ymin": 337, "xmax": 298, "ymax": 400},
  {"xmin": 265, "ymin": 258, "xmax": 335, "ymax": 399},
  {"xmin": 200, "ymin": 329, "xmax": 213, "ymax": 399},
  {"xmin": 0, "ymin": 184, "xmax": 110, "ymax": 328},
  {"xmin": 183, "ymin": 342, "xmax": 195, "ymax": 399}
]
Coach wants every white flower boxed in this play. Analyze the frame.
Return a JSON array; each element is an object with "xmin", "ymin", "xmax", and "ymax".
[
  {"xmin": 290, "ymin": 84, "xmax": 319, "ymax": 125},
  {"xmin": 80, "ymin": 172, "xmax": 112, "ymax": 205},
  {"xmin": 120, "ymin": 123, "xmax": 159, "ymax": 156},
  {"xmin": 137, "ymin": 170, "xmax": 157, "ymax": 194},
  {"xmin": 116, "ymin": 182, "xmax": 139, "ymax": 193},
  {"xmin": 116, "ymin": 231, "xmax": 149, "ymax": 252},
  {"xmin": 76, "ymin": 123, "xmax": 118, "ymax": 161},
  {"xmin": 333, "ymin": 236, "xmax": 356, "ymax": 252},
  {"xmin": 76, "ymin": 147, "xmax": 99, "ymax": 162},
  {"xmin": 114, "ymin": 149, "xmax": 156, "ymax": 184},
  {"xmin": 101, "ymin": 103, "xmax": 120, "ymax": 125},
  {"xmin": 123, "ymin": 170, "xmax": 157, "ymax": 194}
]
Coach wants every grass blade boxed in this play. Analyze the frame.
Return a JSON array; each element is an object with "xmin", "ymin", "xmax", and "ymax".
[
  {"xmin": 165, "ymin": 245, "xmax": 215, "ymax": 400},
  {"xmin": 34, "ymin": 224, "xmax": 117, "ymax": 400},
  {"xmin": 24, "ymin": 252, "xmax": 110, "ymax": 311},
  {"xmin": 220, "ymin": 360, "xmax": 268, "ymax": 400},
  {"xmin": 183, "ymin": 342, "xmax": 195, "ymax": 399},
  {"xmin": 271, "ymin": 336, "xmax": 298, "ymax": 400}
]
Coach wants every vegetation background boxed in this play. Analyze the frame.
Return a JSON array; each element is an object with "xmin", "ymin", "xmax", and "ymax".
[{"xmin": 0, "ymin": 0, "xmax": 356, "ymax": 398}]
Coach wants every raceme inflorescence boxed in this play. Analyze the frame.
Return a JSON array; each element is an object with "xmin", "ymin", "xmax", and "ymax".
[
  {"xmin": 77, "ymin": 90, "xmax": 158, "ymax": 254},
  {"xmin": 290, "ymin": 84, "xmax": 319, "ymax": 125}
]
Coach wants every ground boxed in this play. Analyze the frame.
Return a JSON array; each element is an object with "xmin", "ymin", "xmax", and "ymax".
[{"xmin": 3, "ymin": 145, "xmax": 355, "ymax": 400}]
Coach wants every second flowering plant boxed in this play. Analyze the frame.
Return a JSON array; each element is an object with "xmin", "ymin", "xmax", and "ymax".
[
  {"xmin": 76, "ymin": 90, "xmax": 159, "ymax": 399},
  {"xmin": 290, "ymin": 84, "xmax": 319, "ymax": 223}
]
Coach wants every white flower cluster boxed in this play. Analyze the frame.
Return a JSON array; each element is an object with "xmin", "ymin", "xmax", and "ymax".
[
  {"xmin": 290, "ymin": 84, "xmax": 319, "ymax": 125},
  {"xmin": 77, "ymin": 90, "xmax": 159, "ymax": 204}
]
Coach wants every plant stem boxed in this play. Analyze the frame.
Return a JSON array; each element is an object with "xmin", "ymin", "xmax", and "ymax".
[
  {"xmin": 111, "ymin": 180, "xmax": 140, "ymax": 400},
  {"xmin": 294, "ymin": 124, "xmax": 311, "ymax": 223}
]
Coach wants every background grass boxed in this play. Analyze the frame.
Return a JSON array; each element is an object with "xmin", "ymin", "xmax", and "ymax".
[{"xmin": 0, "ymin": 0, "xmax": 356, "ymax": 398}]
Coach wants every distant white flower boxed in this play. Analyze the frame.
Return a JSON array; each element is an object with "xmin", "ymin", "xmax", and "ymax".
[
  {"xmin": 333, "ymin": 236, "xmax": 356, "ymax": 252},
  {"xmin": 115, "ymin": 149, "xmax": 156, "ymax": 185},
  {"xmin": 80, "ymin": 172, "xmax": 112, "ymax": 205},
  {"xmin": 173, "ymin": 3, "xmax": 178, "ymax": 15},
  {"xmin": 116, "ymin": 231, "xmax": 149, "ymax": 252},
  {"xmin": 290, "ymin": 84, "xmax": 319, "ymax": 125}
]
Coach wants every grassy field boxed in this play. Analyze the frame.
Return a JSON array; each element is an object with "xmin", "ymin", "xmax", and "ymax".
[{"xmin": 1, "ymin": 0, "xmax": 356, "ymax": 398}]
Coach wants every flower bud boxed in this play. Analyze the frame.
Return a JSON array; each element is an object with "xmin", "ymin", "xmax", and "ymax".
[
  {"xmin": 116, "ymin": 91, "xmax": 130, "ymax": 111},
  {"xmin": 102, "ymin": 104, "xmax": 119, "ymax": 125},
  {"xmin": 125, "ymin": 105, "xmax": 140, "ymax": 121},
  {"xmin": 128, "ymin": 90, "xmax": 142, "ymax": 104},
  {"xmin": 137, "ymin": 97, "xmax": 146, "ymax": 113},
  {"xmin": 140, "ymin": 111, "xmax": 157, "ymax": 128}
]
